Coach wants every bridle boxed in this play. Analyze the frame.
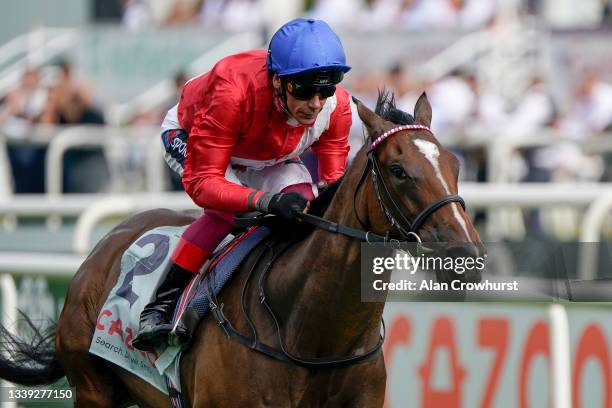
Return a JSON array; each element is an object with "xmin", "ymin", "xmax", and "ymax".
[
  {"xmin": 353, "ymin": 124, "xmax": 465, "ymax": 242},
  {"xmin": 293, "ymin": 124, "xmax": 465, "ymax": 245},
  {"xmin": 202, "ymin": 124, "xmax": 468, "ymax": 369}
]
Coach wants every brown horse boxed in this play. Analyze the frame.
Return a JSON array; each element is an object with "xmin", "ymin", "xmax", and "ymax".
[{"xmin": 0, "ymin": 91, "xmax": 483, "ymax": 407}]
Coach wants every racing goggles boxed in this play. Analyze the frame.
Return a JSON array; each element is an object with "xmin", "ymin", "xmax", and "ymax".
[{"xmin": 284, "ymin": 70, "xmax": 344, "ymax": 100}]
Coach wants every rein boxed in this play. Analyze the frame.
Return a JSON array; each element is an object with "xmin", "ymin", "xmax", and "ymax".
[
  {"xmin": 202, "ymin": 124, "xmax": 466, "ymax": 369},
  {"xmin": 205, "ymin": 238, "xmax": 385, "ymax": 368},
  {"xmin": 354, "ymin": 124, "xmax": 465, "ymax": 241}
]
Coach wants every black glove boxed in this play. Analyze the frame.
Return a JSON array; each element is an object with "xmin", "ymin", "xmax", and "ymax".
[{"xmin": 255, "ymin": 192, "xmax": 308, "ymax": 220}]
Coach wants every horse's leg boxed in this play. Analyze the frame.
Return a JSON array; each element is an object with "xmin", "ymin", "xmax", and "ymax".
[
  {"xmin": 56, "ymin": 259, "xmax": 129, "ymax": 407},
  {"xmin": 55, "ymin": 209, "xmax": 198, "ymax": 407},
  {"xmin": 340, "ymin": 358, "xmax": 386, "ymax": 408},
  {"xmin": 59, "ymin": 353, "xmax": 119, "ymax": 407},
  {"xmin": 56, "ymin": 301, "xmax": 124, "ymax": 407}
]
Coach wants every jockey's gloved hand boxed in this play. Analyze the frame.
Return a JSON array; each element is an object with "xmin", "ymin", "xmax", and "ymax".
[{"xmin": 256, "ymin": 192, "xmax": 308, "ymax": 220}]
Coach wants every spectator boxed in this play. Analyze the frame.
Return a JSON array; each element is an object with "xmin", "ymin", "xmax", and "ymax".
[
  {"xmin": 559, "ymin": 71, "xmax": 612, "ymax": 181},
  {"xmin": 428, "ymin": 69, "xmax": 476, "ymax": 133},
  {"xmin": 386, "ymin": 63, "xmax": 409, "ymax": 98},
  {"xmin": 218, "ymin": 0, "xmax": 265, "ymax": 31},
  {"xmin": 465, "ymin": 72, "xmax": 507, "ymax": 130},
  {"xmin": 308, "ymin": 0, "xmax": 362, "ymax": 30},
  {"xmin": 165, "ymin": 0, "xmax": 202, "ymax": 25},
  {"xmin": 359, "ymin": 0, "xmax": 402, "ymax": 31},
  {"xmin": 459, "ymin": 0, "xmax": 497, "ymax": 30},
  {"xmin": 506, "ymin": 76, "xmax": 555, "ymax": 135},
  {"xmin": 199, "ymin": 0, "xmax": 227, "ymax": 28},
  {"xmin": 561, "ymin": 71, "xmax": 612, "ymax": 139},
  {"xmin": 120, "ymin": 0, "xmax": 153, "ymax": 31},
  {"xmin": 382, "ymin": 63, "xmax": 423, "ymax": 115},
  {"xmin": 52, "ymin": 60, "xmax": 104, "ymax": 125},
  {"xmin": 0, "ymin": 68, "xmax": 48, "ymax": 137},
  {"xmin": 0, "ymin": 68, "xmax": 50, "ymax": 193},
  {"xmin": 398, "ymin": 0, "xmax": 460, "ymax": 31},
  {"xmin": 43, "ymin": 60, "xmax": 108, "ymax": 193},
  {"xmin": 604, "ymin": 0, "xmax": 612, "ymax": 26}
]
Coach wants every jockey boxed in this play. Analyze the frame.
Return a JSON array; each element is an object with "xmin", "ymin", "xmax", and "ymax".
[{"xmin": 132, "ymin": 18, "xmax": 353, "ymax": 351}]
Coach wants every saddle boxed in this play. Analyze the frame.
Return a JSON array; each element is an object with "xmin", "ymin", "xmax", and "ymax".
[{"xmin": 169, "ymin": 212, "xmax": 298, "ymax": 347}]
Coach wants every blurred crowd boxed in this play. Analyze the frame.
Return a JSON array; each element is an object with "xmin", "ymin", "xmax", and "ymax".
[
  {"xmin": 119, "ymin": 0, "xmax": 612, "ymax": 32},
  {"xmin": 345, "ymin": 62, "xmax": 612, "ymax": 237},
  {"xmin": 3, "ymin": 58, "xmax": 612, "ymax": 194},
  {"xmin": 308, "ymin": 0, "xmax": 497, "ymax": 31},
  {"xmin": 0, "ymin": 60, "xmax": 103, "ymax": 138},
  {"xmin": 348, "ymin": 64, "xmax": 612, "ymax": 183},
  {"xmin": 0, "ymin": 61, "xmax": 106, "ymax": 193},
  {"xmin": 2, "ymin": 0, "xmax": 612, "ymax": 234}
]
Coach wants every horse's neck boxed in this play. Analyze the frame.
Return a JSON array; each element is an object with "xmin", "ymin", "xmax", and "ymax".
[{"xmin": 272, "ymin": 151, "xmax": 384, "ymax": 355}]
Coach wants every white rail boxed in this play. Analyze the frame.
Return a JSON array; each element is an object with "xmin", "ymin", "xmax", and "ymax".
[
  {"xmin": 0, "ymin": 136, "xmax": 12, "ymax": 197},
  {"xmin": 0, "ymin": 253, "xmax": 85, "ymax": 277},
  {"xmin": 0, "ymin": 194, "xmax": 109, "ymax": 217},
  {"xmin": 45, "ymin": 127, "xmax": 110, "ymax": 196},
  {"xmin": 549, "ymin": 303, "xmax": 571, "ymax": 408},
  {"xmin": 459, "ymin": 182, "xmax": 612, "ymax": 207},
  {"xmin": 1, "ymin": 182, "xmax": 612, "ymax": 240},
  {"xmin": 61, "ymin": 184, "xmax": 612, "ymax": 282},
  {"xmin": 72, "ymin": 193, "xmax": 196, "ymax": 253},
  {"xmin": 44, "ymin": 125, "xmax": 160, "ymax": 196},
  {"xmin": 5, "ymin": 182, "xmax": 612, "ymax": 252},
  {"xmin": 577, "ymin": 193, "xmax": 612, "ymax": 280},
  {"xmin": 4, "ymin": 124, "xmax": 611, "ymax": 196}
]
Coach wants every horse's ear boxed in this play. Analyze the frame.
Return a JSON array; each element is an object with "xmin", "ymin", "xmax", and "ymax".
[
  {"xmin": 353, "ymin": 96, "xmax": 385, "ymax": 137},
  {"xmin": 414, "ymin": 92, "xmax": 432, "ymax": 128}
]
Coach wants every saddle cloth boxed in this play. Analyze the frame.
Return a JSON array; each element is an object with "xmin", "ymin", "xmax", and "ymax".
[{"xmin": 89, "ymin": 224, "xmax": 269, "ymax": 394}]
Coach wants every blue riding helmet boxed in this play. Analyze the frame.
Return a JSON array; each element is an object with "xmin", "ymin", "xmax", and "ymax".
[{"xmin": 267, "ymin": 18, "xmax": 351, "ymax": 77}]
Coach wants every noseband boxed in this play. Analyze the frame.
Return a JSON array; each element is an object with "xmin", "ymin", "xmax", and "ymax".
[{"xmin": 355, "ymin": 124, "xmax": 466, "ymax": 241}]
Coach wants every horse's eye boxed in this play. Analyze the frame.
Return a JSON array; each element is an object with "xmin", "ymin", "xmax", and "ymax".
[{"xmin": 389, "ymin": 163, "xmax": 407, "ymax": 179}]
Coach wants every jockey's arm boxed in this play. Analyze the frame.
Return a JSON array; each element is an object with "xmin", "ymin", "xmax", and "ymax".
[
  {"xmin": 182, "ymin": 109, "xmax": 265, "ymax": 214},
  {"xmin": 311, "ymin": 89, "xmax": 352, "ymax": 184}
]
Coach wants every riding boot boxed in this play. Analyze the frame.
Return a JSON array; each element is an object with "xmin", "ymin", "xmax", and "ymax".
[{"xmin": 132, "ymin": 264, "xmax": 194, "ymax": 352}]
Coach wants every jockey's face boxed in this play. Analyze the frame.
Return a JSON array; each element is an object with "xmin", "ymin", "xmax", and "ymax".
[{"xmin": 273, "ymin": 74, "xmax": 327, "ymax": 126}]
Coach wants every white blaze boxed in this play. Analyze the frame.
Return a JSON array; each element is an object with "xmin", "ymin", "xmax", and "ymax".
[{"xmin": 413, "ymin": 139, "xmax": 472, "ymax": 242}]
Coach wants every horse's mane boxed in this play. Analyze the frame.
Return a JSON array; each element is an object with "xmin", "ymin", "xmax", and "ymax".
[{"xmin": 374, "ymin": 88, "xmax": 414, "ymax": 126}]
